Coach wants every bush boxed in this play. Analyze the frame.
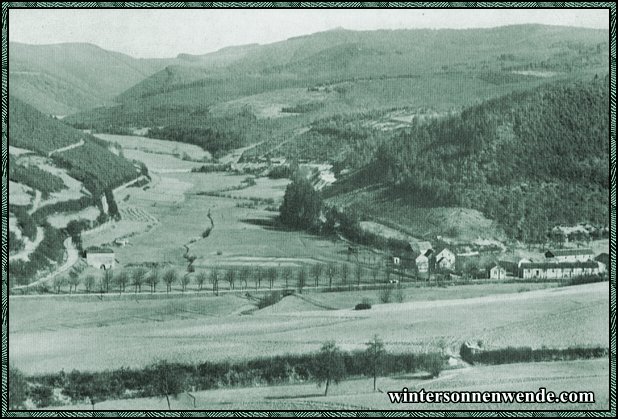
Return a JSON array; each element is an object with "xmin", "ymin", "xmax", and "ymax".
[
  {"xmin": 355, "ymin": 298, "xmax": 372, "ymax": 310},
  {"xmin": 461, "ymin": 345, "xmax": 608, "ymax": 365},
  {"xmin": 422, "ymin": 353, "xmax": 444, "ymax": 377}
]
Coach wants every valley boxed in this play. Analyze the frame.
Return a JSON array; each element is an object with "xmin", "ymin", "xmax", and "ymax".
[{"xmin": 5, "ymin": 19, "xmax": 612, "ymax": 412}]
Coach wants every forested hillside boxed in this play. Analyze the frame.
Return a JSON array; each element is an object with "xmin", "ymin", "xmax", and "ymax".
[
  {"xmin": 63, "ymin": 24, "xmax": 606, "ymax": 145},
  {"xmin": 9, "ymin": 97, "xmax": 140, "ymax": 195},
  {"xmin": 330, "ymin": 79, "xmax": 609, "ymax": 242}
]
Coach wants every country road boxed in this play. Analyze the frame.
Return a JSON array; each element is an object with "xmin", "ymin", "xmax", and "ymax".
[{"xmin": 12, "ymin": 237, "xmax": 79, "ymax": 291}]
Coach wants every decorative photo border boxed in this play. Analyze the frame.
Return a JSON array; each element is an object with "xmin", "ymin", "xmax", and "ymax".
[{"xmin": 1, "ymin": 2, "xmax": 615, "ymax": 417}]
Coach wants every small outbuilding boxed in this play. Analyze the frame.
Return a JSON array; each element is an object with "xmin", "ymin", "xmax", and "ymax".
[{"xmin": 488, "ymin": 264, "xmax": 507, "ymax": 280}]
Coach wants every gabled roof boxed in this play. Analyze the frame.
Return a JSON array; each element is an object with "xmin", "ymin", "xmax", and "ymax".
[
  {"xmin": 521, "ymin": 261, "xmax": 598, "ymax": 270},
  {"xmin": 410, "ymin": 241, "xmax": 433, "ymax": 254},
  {"xmin": 85, "ymin": 246, "xmax": 114, "ymax": 254},
  {"xmin": 545, "ymin": 248, "xmax": 593, "ymax": 257}
]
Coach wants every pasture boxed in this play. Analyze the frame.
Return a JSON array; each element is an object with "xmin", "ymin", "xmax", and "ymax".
[
  {"xmin": 8, "ymin": 282, "xmax": 609, "ymax": 375},
  {"xmin": 94, "ymin": 133, "xmax": 211, "ymax": 161},
  {"xmin": 59, "ymin": 358, "xmax": 609, "ymax": 410}
]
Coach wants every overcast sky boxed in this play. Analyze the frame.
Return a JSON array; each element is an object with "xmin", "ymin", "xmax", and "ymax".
[{"xmin": 8, "ymin": 8, "xmax": 609, "ymax": 58}]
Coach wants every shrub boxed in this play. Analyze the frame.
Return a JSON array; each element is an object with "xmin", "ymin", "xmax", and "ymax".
[
  {"xmin": 422, "ymin": 353, "xmax": 444, "ymax": 378},
  {"xmin": 355, "ymin": 298, "xmax": 372, "ymax": 310}
]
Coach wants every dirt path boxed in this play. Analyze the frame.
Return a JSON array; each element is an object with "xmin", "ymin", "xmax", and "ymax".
[
  {"xmin": 27, "ymin": 190, "xmax": 42, "ymax": 215},
  {"xmin": 47, "ymin": 139, "xmax": 84, "ymax": 156},
  {"xmin": 13, "ymin": 237, "xmax": 79, "ymax": 290}
]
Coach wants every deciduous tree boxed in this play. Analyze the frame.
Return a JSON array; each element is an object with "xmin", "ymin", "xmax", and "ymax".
[
  {"xmin": 313, "ymin": 341, "xmax": 346, "ymax": 396},
  {"xmin": 365, "ymin": 335, "xmax": 386, "ymax": 392}
]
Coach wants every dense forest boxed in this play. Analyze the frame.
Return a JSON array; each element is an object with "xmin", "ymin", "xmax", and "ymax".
[
  {"xmin": 368, "ymin": 79, "xmax": 609, "ymax": 241},
  {"xmin": 9, "ymin": 97, "xmax": 140, "ymax": 196}
]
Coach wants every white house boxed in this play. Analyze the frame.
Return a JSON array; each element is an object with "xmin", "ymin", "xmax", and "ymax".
[
  {"xmin": 435, "ymin": 248, "xmax": 456, "ymax": 271},
  {"xmin": 415, "ymin": 249, "xmax": 433, "ymax": 275},
  {"xmin": 85, "ymin": 247, "xmax": 115, "ymax": 270},
  {"xmin": 520, "ymin": 261, "xmax": 599, "ymax": 280},
  {"xmin": 489, "ymin": 264, "xmax": 507, "ymax": 280}
]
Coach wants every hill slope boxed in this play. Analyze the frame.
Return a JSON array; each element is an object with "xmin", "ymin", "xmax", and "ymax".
[
  {"xmin": 327, "ymin": 79, "xmax": 609, "ymax": 242},
  {"xmin": 8, "ymin": 97, "xmax": 142, "ymax": 286},
  {"xmin": 9, "ymin": 42, "xmax": 176, "ymax": 115},
  {"xmin": 9, "ymin": 97, "xmax": 140, "ymax": 194},
  {"xmin": 116, "ymin": 25, "xmax": 607, "ymax": 103},
  {"xmin": 64, "ymin": 25, "xmax": 607, "ymax": 158}
]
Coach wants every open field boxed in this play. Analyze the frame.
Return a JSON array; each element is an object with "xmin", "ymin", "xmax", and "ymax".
[
  {"xmin": 59, "ymin": 358, "xmax": 609, "ymax": 410},
  {"xmin": 93, "ymin": 133, "xmax": 211, "ymax": 161},
  {"xmin": 9, "ymin": 282, "xmax": 609, "ymax": 375}
]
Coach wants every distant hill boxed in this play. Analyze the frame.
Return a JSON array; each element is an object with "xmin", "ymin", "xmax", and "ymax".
[
  {"xmin": 9, "ymin": 42, "xmax": 176, "ymax": 115},
  {"xmin": 115, "ymin": 25, "xmax": 607, "ymax": 104},
  {"xmin": 326, "ymin": 79, "xmax": 609, "ymax": 243},
  {"xmin": 64, "ymin": 24, "xmax": 607, "ymax": 155}
]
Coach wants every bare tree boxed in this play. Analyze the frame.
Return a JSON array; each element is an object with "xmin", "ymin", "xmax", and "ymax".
[
  {"xmin": 102, "ymin": 269, "xmax": 113, "ymax": 293},
  {"xmin": 114, "ymin": 269, "xmax": 129, "ymax": 294},
  {"xmin": 195, "ymin": 270, "xmax": 207, "ymax": 291},
  {"xmin": 180, "ymin": 273, "xmax": 191, "ymax": 292},
  {"xmin": 148, "ymin": 268, "xmax": 160, "ymax": 293},
  {"xmin": 224, "ymin": 269, "xmax": 236, "ymax": 290},
  {"xmin": 132, "ymin": 267, "xmax": 148, "ymax": 293},
  {"xmin": 341, "ymin": 263, "xmax": 349, "ymax": 289},
  {"xmin": 84, "ymin": 274, "xmax": 95, "ymax": 293},
  {"xmin": 238, "ymin": 267, "xmax": 250, "ymax": 290},
  {"xmin": 53, "ymin": 275, "xmax": 67, "ymax": 294},
  {"xmin": 311, "ymin": 263, "xmax": 323, "ymax": 288},
  {"xmin": 253, "ymin": 266, "xmax": 265, "ymax": 290},
  {"xmin": 326, "ymin": 263, "xmax": 337, "ymax": 289},
  {"xmin": 210, "ymin": 267, "xmax": 220, "ymax": 295},
  {"xmin": 282, "ymin": 267, "xmax": 293, "ymax": 290},
  {"xmin": 297, "ymin": 268, "xmax": 307, "ymax": 294},
  {"xmin": 162, "ymin": 268, "xmax": 177, "ymax": 293},
  {"xmin": 365, "ymin": 335, "xmax": 386, "ymax": 392},
  {"xmin": 267, "ymin": 267, "xmax": 277, "ymax": 289},
  {"xmin": 68, "ymin": 271, "xmax": 81, "ymax": 294}
]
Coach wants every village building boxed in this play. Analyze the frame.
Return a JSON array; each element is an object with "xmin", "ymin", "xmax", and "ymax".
[
  {"xmin": 520, "ymin": 261, "xmax": 599, "ymax": 280},
  {"xmin": 488, "ymin": 264, "xmax": 507, "ymax": 280},
  {"xmin": 544, "ymin": 248, "xmax": 593, "ymax": 263},
  {"xmin": 435, "ymin": 248, "xmax": 456, "ymax": 271},
  {"xmin": 85, "ymin": 247, "xmax": 116, "ymax": 270},
  {"xmin": 415, "ymin": 249, "xmax": 434, "ymax": 275},
  {"xmin": 595, "ymin": 253, "xmax": 609, "ymax": 274}
]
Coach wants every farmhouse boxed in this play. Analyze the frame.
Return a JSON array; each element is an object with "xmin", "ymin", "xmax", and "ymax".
[
  {"xmin": 544, "ymin": 248, "xmax": 593, "ymax": 262},
  {"xmin": 435, "ymin": 248, "xmax": 456, "ymax": 271},
  {"xmin": 520, "ymin": 261, "xmax": 600, "ymax": 280},
  {"xmin": 415, "ymin": 249, "xmax": 434, "ymax": 275},
  {"xmin": 85, "ymin": 247, "xmax": 115, "ymax": 270},
  {"xmin": 488, "ymin": 264, "xmax": 507, "ymax": 280}
]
